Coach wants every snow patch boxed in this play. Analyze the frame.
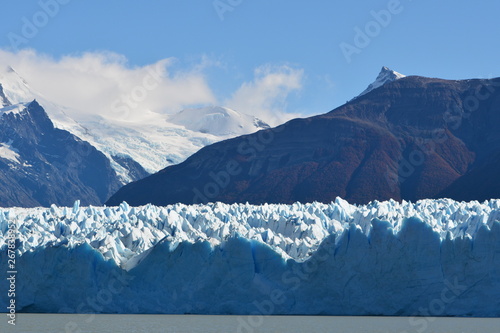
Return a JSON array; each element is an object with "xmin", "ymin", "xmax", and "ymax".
[
  {"xmin": 0, "ymin": 139, "xmax": 20, "ymax": 164},
  {"xmin": 0, "ymin": 102, "xmax": 28, "ymax": 117}
]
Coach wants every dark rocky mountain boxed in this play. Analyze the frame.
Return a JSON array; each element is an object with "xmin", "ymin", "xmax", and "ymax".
[
  {"xmin": 0, "ymin": 84, "xmax": 9, "ymax": 107},
  {"xmin": 107, "ymin": 72, "xmax": 500, "ymax": 206},
  {"xmin": 0, "ymin": 100, "xmax": 124, "ymax": 207}
]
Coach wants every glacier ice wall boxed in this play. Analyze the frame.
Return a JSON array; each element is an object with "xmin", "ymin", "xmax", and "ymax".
[{"xmin": 1, "ymin": 198, "xmax": 500, "ymax": 316}]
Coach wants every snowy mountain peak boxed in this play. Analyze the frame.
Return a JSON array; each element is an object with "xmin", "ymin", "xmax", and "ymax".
[
  {"xmin": 0, "ymin": 65, "xmax": 274, "ymax": 189},
  {"xmin": 167, "ymin": 106, "xmax": 270, "ymax": 136},
  {"xmin": 357, "ymin": 66, "xmax": 406, "ymax": 98},
  {"xmin": 0, "ymin": 66, "xmax": 39, "ymax": 106}
]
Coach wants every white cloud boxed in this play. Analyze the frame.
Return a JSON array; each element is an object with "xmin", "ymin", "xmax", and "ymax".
[
  {"xmin": 0, "ymin": 49, "xmax": 305, "ymax": 125},
  {"xmin": 0, "ymin": 49, "xmax": 216, "ymax": 121},
  {"xmin": 224, "ymin": 64, "xmax": 304, "ymax": 126}
]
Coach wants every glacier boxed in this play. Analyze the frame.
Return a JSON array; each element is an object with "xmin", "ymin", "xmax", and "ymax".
[{"xmin": 1, "ymin": 198, "xmax": 499, "ymax": 316}]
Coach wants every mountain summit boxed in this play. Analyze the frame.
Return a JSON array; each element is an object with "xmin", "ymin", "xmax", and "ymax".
[
  {"xmin": 0, "ymin": 66, "xmax": 36, "ymax": 106},
  {"xmin": 168, "ymin": 106, "xmax": 269, "ymax": 136},
  {"xmin": 357, "ymin": 66, "xmax": 406, "ymax": 98}
]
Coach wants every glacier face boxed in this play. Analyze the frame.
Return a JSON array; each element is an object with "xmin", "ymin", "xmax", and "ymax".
[{"xmin": 1, "ymin": 198, "xmax": 500, "ymax": 316}]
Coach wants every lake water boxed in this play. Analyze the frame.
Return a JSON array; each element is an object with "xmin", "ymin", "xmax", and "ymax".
[{"xmin": 1, "ymin": 314, "xmax": 499, "ymax": 333}]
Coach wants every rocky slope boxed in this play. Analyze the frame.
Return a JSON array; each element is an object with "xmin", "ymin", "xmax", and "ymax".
[{"xmin": 0, "ymin": 101, "xmax": 123, "ymax": 207}]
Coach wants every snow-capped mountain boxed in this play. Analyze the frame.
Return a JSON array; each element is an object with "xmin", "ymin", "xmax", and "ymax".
[
  {"xmin": 168, "ymin": 106, "xmax": 269, "ymax": 136},
  {"xmin": 68, "ymin": 106, "xmax": 268, "ymax": 176},
  {"xmin": 0, "ymin": 66, "xmax": 269, "ymax": 206},
  {"xmin": 1, "ymin": 198, "xmax": 499, "ymax": 315},
  {"xmin": 0, "ymin": 101, "xmax": 123, "ymax": 207},
  {"xmin": 0, "ymin": 66, "xmax": 149, "ymax": 189},
  {"xmin": 356, "ymin": 66, "xmax": 406, "ymax": 98},
  {"xmin": 0, "ymin": 66, "xmax": 32, "ymax": 106}
]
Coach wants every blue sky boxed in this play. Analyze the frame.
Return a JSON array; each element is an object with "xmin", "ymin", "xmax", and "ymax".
[{"xmin": 1, "ymin": 0, "xmax": 499, "ymax": 123}]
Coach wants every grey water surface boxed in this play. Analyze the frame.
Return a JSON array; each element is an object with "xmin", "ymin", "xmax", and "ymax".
[{"xmin": 2, "ymin": 314, "xmax": 499, "ymax": 333}]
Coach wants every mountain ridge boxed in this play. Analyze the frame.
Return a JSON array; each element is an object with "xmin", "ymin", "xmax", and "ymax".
[
  {"xmin": 107, "ymin": 73, "xmax": 500, "ymax": 206},
  {"xmin": 0, "ymin": 66, "xmax": 270, "ymax": 176},
  {"xmin": 0, "ymin": 100, "xmax": 123, "ymax": 207}
]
